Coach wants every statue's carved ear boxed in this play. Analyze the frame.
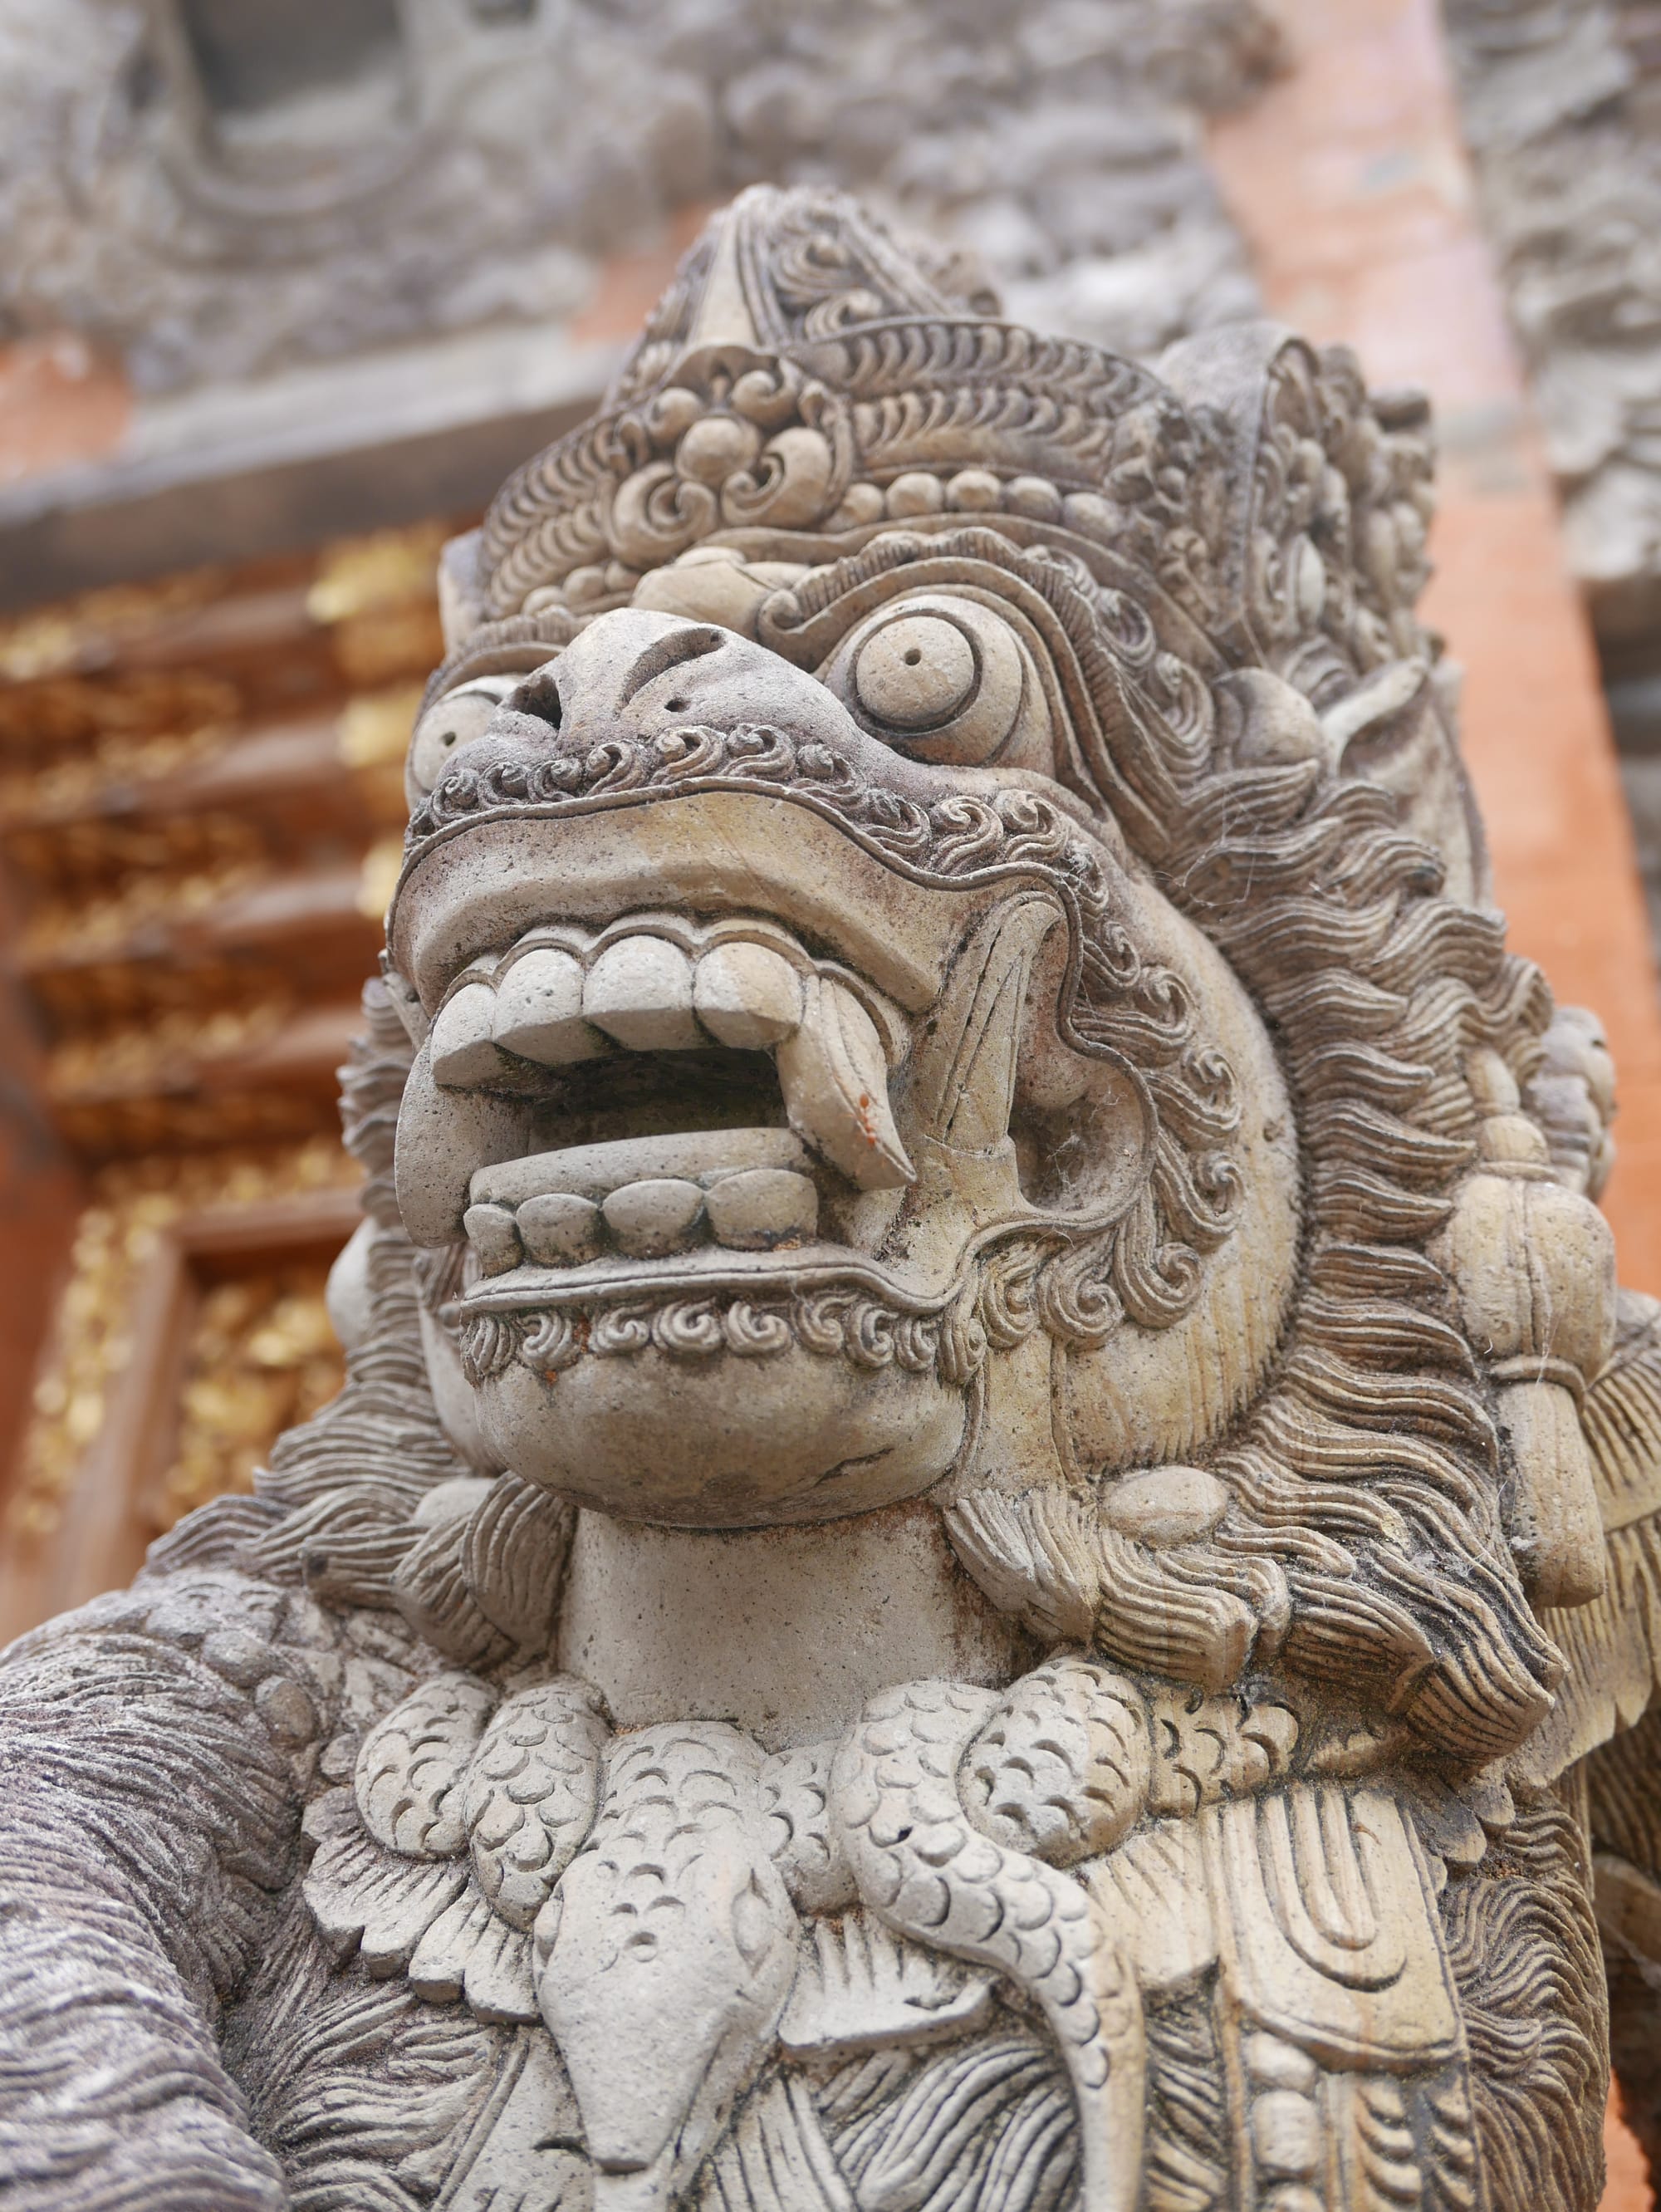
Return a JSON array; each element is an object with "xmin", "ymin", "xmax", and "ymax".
[{"xmin": 438, "ymin": 530, "xmax": 491, "ymax": 655}]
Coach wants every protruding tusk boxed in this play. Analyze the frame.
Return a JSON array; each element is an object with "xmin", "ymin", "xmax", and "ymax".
[{"xmin": 777, "ymin": 977, "xmax": 914, "ymax": 1190}]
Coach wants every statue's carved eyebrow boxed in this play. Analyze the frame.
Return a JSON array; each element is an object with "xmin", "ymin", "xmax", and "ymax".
[{"xmin": 617, "ymin": 625, "xmax": 727, "ymax": 710}]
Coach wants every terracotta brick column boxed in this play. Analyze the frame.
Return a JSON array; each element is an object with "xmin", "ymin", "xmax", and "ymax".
[
  {"xmin": 1210, "ymin": 0, "xmax": 1661, "ymax": 1300},
  {"xmin": 1209, "ymin": 5, "xmax": 1661, "ymax": 2203}
]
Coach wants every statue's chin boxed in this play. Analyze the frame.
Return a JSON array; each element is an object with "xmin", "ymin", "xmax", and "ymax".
[{"xmin": 473, "ymin": 1340, "xmax": 967, "ymax": 1527}]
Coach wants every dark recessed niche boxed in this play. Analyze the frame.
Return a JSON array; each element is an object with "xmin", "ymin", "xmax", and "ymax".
[{"xmin": 179, "ymin": 0, "xmax": 404, "ymax": 115}]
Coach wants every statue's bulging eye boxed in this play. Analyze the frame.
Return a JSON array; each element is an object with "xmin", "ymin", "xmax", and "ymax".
[
  {"xmin": 407, "ymin": 676, "xmax": 520, "ymax": 796},
  {"xmin": 853, "ymin": 614, "xmax": 978, "ymax": 732},
  {"xmin": 831, "ymin": 594, "xmax": 1044, "ymax": 770}
]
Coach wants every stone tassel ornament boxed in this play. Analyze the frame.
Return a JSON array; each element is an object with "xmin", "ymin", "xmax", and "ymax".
[{"xmin": 1434, "ymin": 1047, "xmax": 1615, "ymax": 1606}]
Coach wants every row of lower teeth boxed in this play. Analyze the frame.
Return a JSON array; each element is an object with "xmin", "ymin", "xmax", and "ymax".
[{"xmin": 464, "ymin": 1166, "xmax": 819, "ymax": 1273}]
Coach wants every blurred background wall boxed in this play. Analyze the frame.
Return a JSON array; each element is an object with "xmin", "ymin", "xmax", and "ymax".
[{"xmin": 0, "ymin": 3, "xmax": 1655, "ymax": 2193}]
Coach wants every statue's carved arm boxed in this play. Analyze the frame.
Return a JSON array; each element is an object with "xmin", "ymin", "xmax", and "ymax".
[{"xmin": 0, "ymin": 1569, "xmax": 331, "ymax": 2210}]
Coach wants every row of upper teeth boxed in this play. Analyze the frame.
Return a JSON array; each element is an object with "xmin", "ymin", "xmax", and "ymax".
[{"xmin": 428, "ymin": 921, "xmax": 914, "ymax": 1191}]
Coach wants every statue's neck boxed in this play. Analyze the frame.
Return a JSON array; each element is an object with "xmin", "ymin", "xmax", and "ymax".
[{"xmin": 555, "ymin": 1498, "xmax": 1021, "ymax": 1750}]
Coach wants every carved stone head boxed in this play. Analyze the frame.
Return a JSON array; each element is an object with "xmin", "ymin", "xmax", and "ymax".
[{"xmin": 373, "ymin": 184, "xmax": 1610, "ymax": 1763}]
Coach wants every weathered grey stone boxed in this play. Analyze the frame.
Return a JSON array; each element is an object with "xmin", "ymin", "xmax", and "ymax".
[
  {"xmin": 703, "ymin": 1167, "xmax": 818, "ymax": 1249},
  {"xmin": 517, "ymin": 1191, "xmax": 605, "ymax": 1268},
  {"xmin": 0, "ymin": 0, "xmax": 1279, "ymax": 392},
  {"xmin": 1446, "ymin": 0, "xmax": 1661, "ymax": 648}
]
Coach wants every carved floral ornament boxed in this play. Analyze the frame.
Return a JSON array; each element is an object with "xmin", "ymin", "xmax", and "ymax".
[{"xmin": 0, "ymin": 187, "xmax": 1656, "ymax": 2212}]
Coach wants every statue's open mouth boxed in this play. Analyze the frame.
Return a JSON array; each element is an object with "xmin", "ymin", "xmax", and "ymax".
[
  {"xmin": 382, "ymin": 716, "xmax": 1100, "ymax": 1330},
  {"xmin": 397, "ymin": 904, "xmax": 944, "ymax": 1312},
  {"xmin": 383, "ymin": 781, "xmax": 1003, "ymax": 1514}
]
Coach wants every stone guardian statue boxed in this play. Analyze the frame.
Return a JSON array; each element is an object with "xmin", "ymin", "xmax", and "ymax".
[{"xmin": 2, "ymin": 189, "xmax": 1657, "ymax": 2212}]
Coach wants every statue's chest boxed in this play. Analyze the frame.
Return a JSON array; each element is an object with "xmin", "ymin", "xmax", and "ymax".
[
  {"xmin": 261, "ymin": 1660, "xmax": 1503, "ymax": 2212},
  {"xmin": 241, "ymin": 1898, "xmax": 1076, "ymax": 2212}
]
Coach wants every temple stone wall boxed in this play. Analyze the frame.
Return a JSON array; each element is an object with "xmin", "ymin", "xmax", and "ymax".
[
  {"xmin": 1442, "ymin": 1, "xmax": 1661, "ymax": 970},
  {"xmin": 0, "ymin": 0, "xmax": 1277, "ymax": 392},
  {"xmin": 1443, "ymin": 0, "xmax": 1661, "ymax": 657}
]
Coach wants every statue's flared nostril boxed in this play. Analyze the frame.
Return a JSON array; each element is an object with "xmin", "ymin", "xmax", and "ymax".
[
  {"xmin": 526, "ymin": 603, "xmax": 865, "ymax": 763},
  {"xmin": 511, "ymin": 665, "xmax": 564, "ymax": 730}
]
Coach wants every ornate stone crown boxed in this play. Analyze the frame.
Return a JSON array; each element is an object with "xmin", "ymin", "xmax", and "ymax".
[{"xmin": 464, "ymin": 184, "xmax": 1435, "ymax": 719}]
